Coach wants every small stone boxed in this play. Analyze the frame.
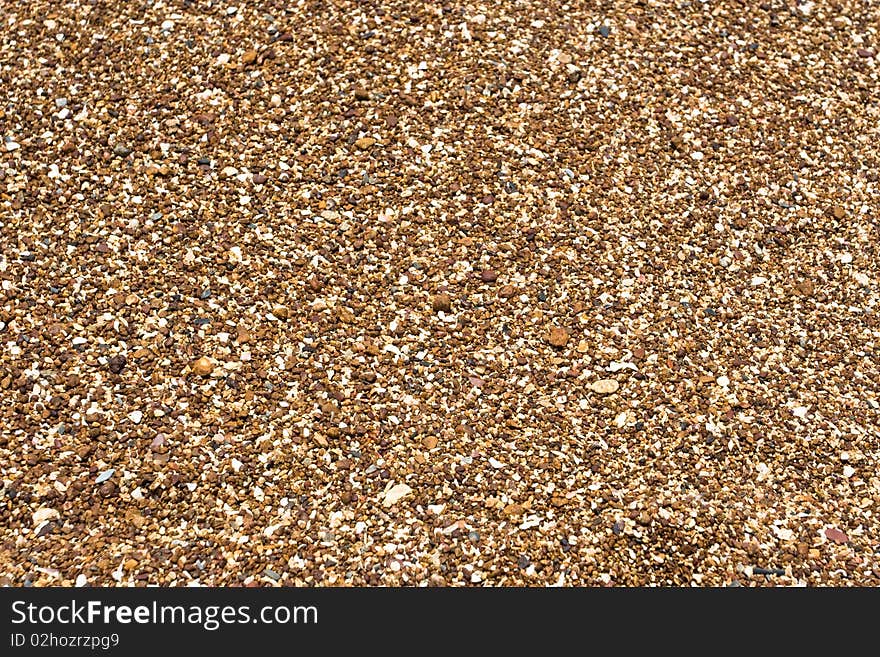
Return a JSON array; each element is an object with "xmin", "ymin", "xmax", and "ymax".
[
  {"xmin": 96, "ymin": 469, "xmax": 115, "ymax": 484},
  {"xmin": 355, "ymin": 137, "xmax": 376, "ymax": 149},
  {"xmin": 124, "ymin": 558, "xmax": 139, "ymax": 571},
  {"xmin": 272, "ymin": 303, "xmax": 289, "ymax": 319},
  {"xmin": 113, "ymin": 144, "xmax": 132, "ymax": 157},
  {"xmin": 126, "ymin": 510, "xmax": 146, "ymax": 529},
  {"xmin": 432, "ymin": 293, "xmax": 452, "ymax": 312},
  {"xmin": 128, "ymin": 410, "xmax": 143, "ymax": 424},
  {"xmin": 382, "ymin": 483, "xmax": 413, "ymax": 507},
  {"xmin": 480, "ymin": 269, "xmax": 499, "ymax": 283},
  {"xmin": 107, "ymin": 355, "xmax": 127, "ymax": 374},
  {"xmin": 829, "ymin": 206, "xmax": 846, "ymax": 220},
  {"xmin": 192, "ymin": 357, "xmax": 214, "ymax": 376},
  {"xmin": 35, "ymin": 522, "xmax": 54, "ymax": 537},
  {"xmin": 503, "ymin": 503, "xmax": 524, "ymax": 517},
  {"xmin": 825, "ymin": 527, "xmax": 849, "ymax": 544},
  {"xmin": 422, "ymin": 436, "xmax": 438, "ymax": 449},
  {"xmin": 590, "ymin": 379, "xmax": 619, "ymax": 394},
  {"xmin": 75, "ymin": 574, "xmax": 88, "ymax": 587},
  {"xmin": 32, "ymin": 507, "xmax": 60, "ymax": 525},
  {"xmin": 252, "ymin": 173, "xmax": 268, "ymax": 184},
  {"xmin": 498, "ymin": 285, "xmax": 516, "ymax": 298},
  {"xmin": 546, "ymin": 327, "xmax": 570, "ymax": 348},
  {"xmin": 354, "ymin": 88, "xmax": 370, "ymax": 101},
  {"xmin": 598, "ymin": 25, "xmax": 610, "ymax": 37},
  {"xmin": 242, "ymin": 49, "xmax": 258, "ymax": 65},
  {"xmin": 856, "ymin": 48, "xmax": 875, "ymax": 58},
  {"xmin": 795, "ymin": 280, "xmax": 815, "ymax": 296},
  {"xmin": 236, "ymin": 326, "xmax": 252, "ymax": 344}
]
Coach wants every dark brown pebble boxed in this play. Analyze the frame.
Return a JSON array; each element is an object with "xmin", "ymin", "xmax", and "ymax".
[{"xmin": 107, "ymin": 355, "xmax": 127, "ymax": 374}]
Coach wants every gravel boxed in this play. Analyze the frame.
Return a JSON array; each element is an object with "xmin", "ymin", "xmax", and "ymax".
[{"xmin": 0, "ymin": 0, "xmax": 878, "ymax": 588}]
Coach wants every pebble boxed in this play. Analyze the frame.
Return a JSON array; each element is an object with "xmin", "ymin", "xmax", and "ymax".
[
  {"xmin": 590, "ymin": 379, "xmax": 619, "ymax": 394},
  {"xmin": 503, "ymin": 504, "xmax": 524, "ymax": 517},
  {"xmin": 498, "ymin": 284, "xmax": 516, "ymax": 298},
  {"xmin": 113, "ymin": 144, "xmax": 132, "ymax": 157},
  {"xmin": 95, "ymin": 469, "xmax": 115, "ymax": 484},
  {"xmin": 422, "ymin": 436, "xmax": 439, "ymax": 449},
  {"xmin": 480, "ymin": 269, "xmax": 499, "ymax": 283},
  {"xmin": 546, "ymin": 327, "xmax": 570, "ymax": 348},
  {"xmin": 128, "ymin": 410, "xmax": 143, "ymax": 424},
  {"xmin": 192, "ymin": 357, "xmax": 215, "ymax": 376},
  {"xmin": 824, "ymin": 528, "xmax": 849, "ymax": 544},
  {"xmin": 32, "ymin": 507, "xmax": 60, "ymax": 525},
  {"xmin": 242, "ymin": 49, "xmax": 258, "ymax": 65},
  {"xmin": 382, "ymin": 483, "xmax": 413, "ymax": 507},
  {"xmin": 107, "ymin": 355, "xmax": 127, "ymax": 374},
  {"xmin": 431, "ymin": 293, "xmax": 452, "ymax": 313}
]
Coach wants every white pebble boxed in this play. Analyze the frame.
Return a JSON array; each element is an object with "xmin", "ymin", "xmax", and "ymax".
[{"xmin": 382, "ymin": 483, "xmax": 413, "ymax": 507}]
